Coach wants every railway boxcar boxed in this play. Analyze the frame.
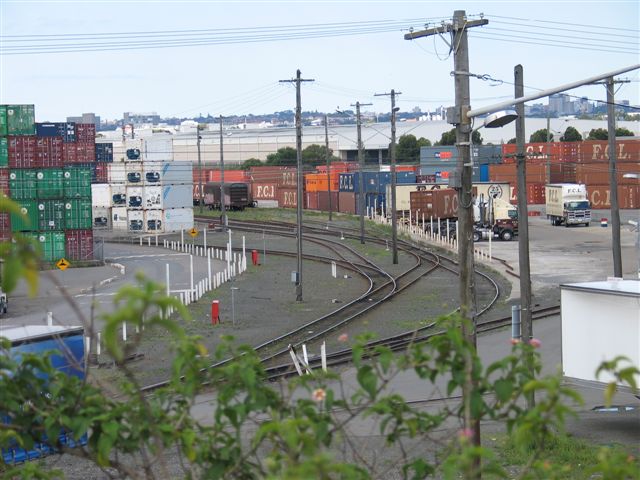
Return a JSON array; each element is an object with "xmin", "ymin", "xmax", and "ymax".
[{"xmin": 203, "ymin": 182, "xmax": 254, "ymax": 210}]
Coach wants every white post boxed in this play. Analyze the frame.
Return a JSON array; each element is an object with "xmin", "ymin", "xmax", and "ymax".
[
  {"xmin": 321, "ymin": 342, "xmax": 327, "ymax": 372},
  {"xmin": 242, "ymin": 236, "xmax": 246, "ymax": 261},
  {"xmin": 204, "ymin": 227, "xmax": 207, "ymax": 251},
  {"xmin": 190, "ymin": 255, "xmax": 194, "ymax": 295},
  {"xmin": 46, "ymin": 311, "xmax": 53, "ymax": 326},
  {"xmin": 302, "ymin": 344, "xmax": 309, "ymax": 366},
  {"xmin": 207, "ymin": 253, "xmax": 212, "ymax": 286},
  {"xmin": 139, "ymin": 237, "xmax": 143, "ymax": 246},
  {"xmin": 147, "ymin": 237, "xmax": 151, "ymax": 247},
  {"xmin": 226, "ymin": 242, "xmax": 231, "ymax": 276},
  {"xmin": 289, "ymin": 348, "xmax": 304, "ymax": 376},
  {"xmin": 166, "ymin": 263, "xmax": 170, "ymax": 296},
  {"xmin": 155, "ymin": 235, "xmax": 158, "ymax": 246},
  {"xmin": 97, "ymin": 332, "xmax": 102, "ymax": 356},
  {"xmin": 446, "ymin": 218, "xmax": 450, "ymax": 244},
  {"xmin": 489, "ymin": 227, "xmax": 492, "ymax": 261},
  {"xmin": 122, "ymin": 322, "xmax": 127, "ymax": 342},
  {"xmin": 456, "ymin": 221, "xmax": 459, "ymax": 245},
  {"xmin": 181, "ymin": 229, "xmax": 184, "ymax": 247},
  {"xmin": 430, "ymin": 216, "xmax": 433, "ymax": 240},
  {"xmin": 331, "ymin": 261, "xmax": 337, "ymax": 278}
]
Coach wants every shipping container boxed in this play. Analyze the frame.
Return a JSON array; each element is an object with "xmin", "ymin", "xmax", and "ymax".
[
  {"xmin": 35, "ymin": 137, "xmax": 64, "ymax": 168},
  {"xmin": 144, "ymin": 210, "xmax": 163, "ymax": 232},
  {"xmin": 35, "ymin": 122, "xmax": 75, "ymax": 142},
  {"xmin": 31, "ymin": 231, "xmax": 66, "ymax": 263},
  {"xmin": 480, "ymin": 164, "xmax": 489, "ymax": 182},
  {"xmin": 248, "ymin": 166, "xmax": 298, "ymax": 187},
  {"xmin": 112, "ymin": 207, "xmax": 127, "ymax": 230},
  {"xmin": 0, "ymin": 212, "xmax": 10, "ymax": 241},
  {"xmin": 473, "ymin": 182, "xmax": 512, "ymax": 202},
  {"xmin": 195, "ymin": 168, "xmax": 247, "ymax": 184},
  {"xmin": 163, "ymin": 208, "xmax": 194, "ymax": 232},
  {"xmin": 144, "ymin": 185, "xmax": 162, "ymax": 209},
  {"xmin": 62, "ymin": 142, "xmax": 77, "ymax": 164},
  {"xmin": 77, "ymin": 142, "xmax": 96, "ymax": 164},
  {"xmin": 37, "ymin": 199, "xmax": 66, "ymax": 231},
  {"xmin": 410, "ymin": 189, "xmax": 459, "ymax": 220},
  {"xmin": 64, "ymin": 199, "xmax": 92, "ymax": 230},
  {"xmin": 509, "ymin": 183, "xmax": 546, "ymax": 205},
  {"xmin": 304, "ymin": 172, "xmax": 339, "ymax": 192},
  {"xmin": 417, "ymin": 165, "xmax": 455, "ymax": 184},
  {"xmin": 317, "ymin": 191, "xmax": 339, "ymax": 212},
  {"xmin": 416, "ymin": 174, "xmax": 437, "ymax": 184},
  {"xmin": 10, "ymin": 200, "xmax": 38, "ymax": 232},
  {"xmin": 8, "ymin": 136, "xmax": 37, "ymax": 169},
  {"xmin": 126, "ymin": 186, "xmax": 143, "ymax": 208},
  {"xmin": 575, "ymin": 163, "xmax": 640, "ymax": 185},
  {"xmin": 36, "ymin": 168, "xmax": 64, "ymax": 199},
  {"xmin": 366, "ymin": 193, "xmax": 385, "ymax": 213},
  {"xmin": 162, "ymin": 184, "xmax": 193, "ymax": 209},
  {"xmin": 160, "ymin": 162, "xmax": 192, "ymax": 184},
  {"xmin": 111, "ymin": 185, "xmax": 126, "ymax": 206},
  {"xmin": 125, "ymin": 162, "xmax": 143, "ymax": 184},
  {"xmin": 0, "ymin": 137, "xmax": 7, "ymax": 167},
  {"xmin": 277, "ymin": 188, "xmax": 303, "ymax": 209},
  {"xmin": 92, "ymin": 206, "xmax": 110, "ymax": 228},
  {"xmin": 502, "ymin": 142, "xmax": 562, "ymax": 165},
  {"xmin": 94, "ymin": 163, "xmax": 108, "ymax": 183},
  {"xmin": 586, "ymin": 184, "xmax": 639, "ymax": 209},
  {"xmin": 144, "ymin": 135, "xmax": 173, "ymax": 162},
  {"xmin": 75, "ymin": 123, "xmax": 96, "ymax": 143},
  {"xmin": 384, "ymin": 183, "xmax": 438, "ymax": 212},
  {"xmin": 578, "ymin": 140, "xmax": 640, "ymax": 164},
  {"xmin": 305, "ymin": 191, "xmax": 319, "ymax": 210},
  {"xmin": 142, "ymin": 161, "xmax": 162, "ymax": 184},
  {"xmin": 6, "ymin": 105, "xmax": 35, "ymax": 135},
  {"xmin": 0, "ymin": 169, "xmax": 8, "ymax": 195},
  {"xmin": 251, "ymin": 181, "xmax": 278, "ymax": 200},
  {"xmin": 108, "ymin": 163, "xmax": 126, "ymax": 184},
  {"xmin": 95, "ymin": 142, "xmax": 114, "ymax": 163},
  {"xmin": 128, "ymin": 209, "xmax": 144, "ymax": 231},
  {"xmin": 63, "ymin": 165, "xmax": 92, "ymax": 199},
  {"xmin": 9, "ymin": 169, "xmax": 37, "ymax": 200},
  {"xmin": 338, "ymin": 191, "xmax": 357, "ymax": 214},
  {"xmin": 0, "ymin": 106, "xmax": 7, "ymax": 136},
  {"xmin": 64, "ymin": 229, "xmax": 93, "ymax": 261}
]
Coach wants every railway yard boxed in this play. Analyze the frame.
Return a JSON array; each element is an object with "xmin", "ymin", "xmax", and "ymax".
[{"xmin": 4, "ymin": 205, "xmax": 638, "ymax": 478}]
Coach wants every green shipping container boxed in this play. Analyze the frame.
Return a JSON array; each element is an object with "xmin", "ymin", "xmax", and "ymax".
[
  {"xmin": 31, "ymin": 231, "xmax": 66, "ymax": 263},
  {"xmin": 0, "ymin": 138, "xmax": 7, "ymax": 167},
  {"xmin": 6, "ymin": 105, "xmax": 35, "ymax": 135},
  {"xmin": 63, "ymin": 166, "xmax": 92, "ymax": 199},
  {"xmin": 9, "ymin": 169, "xmax": 37, "ymax": 200},
  {"xmin": 0, "ymin": 106, "xmax": 7, "ymax": 136},
  {"xmin": 37, "ymin": 199, "xmax": 66, "ymax": 231},
  {"xmin": 10, "ymin": 199, "xmax": 38, "ymax": 232},
  {"xmin": 64, "ymin": 199, "xmax": 92, "ymax": 229},
  {"xmin": 37, "ymin": 168, "xmax": 65, "ymax": 199}
]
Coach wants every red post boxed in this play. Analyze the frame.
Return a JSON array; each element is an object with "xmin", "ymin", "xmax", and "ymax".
[
  {"xmin": 251, "ymin": 249, "xmax": 259, "ymax": 266},
  {"xmin": 211, "ymin": 300, "xmax": 220, "ymax": 325}
]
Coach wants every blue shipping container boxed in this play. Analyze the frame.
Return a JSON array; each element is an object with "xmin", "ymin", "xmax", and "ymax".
[
  {"xmin": 36, "ymin": 122, "xmax": 75, "ymax": 142},
  {"xmin": 365, "ymin": 193, "xmax": 386, "ymax": 212},
  {"xmin": 480, "ymin": 164, "xmax": 490, "ymax": 182},
  {"xmin": 396, "ymin": 171, "xmax": 417, "ymax": 184},
  {"xmin": 95, "ymin": 142, "xmax": 114, "ymax": 163}
]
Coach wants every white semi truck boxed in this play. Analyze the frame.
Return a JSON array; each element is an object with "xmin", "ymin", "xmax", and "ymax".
[{"xmin": 545, "ymin": 183, "xmax": 591, "ymax": 227}]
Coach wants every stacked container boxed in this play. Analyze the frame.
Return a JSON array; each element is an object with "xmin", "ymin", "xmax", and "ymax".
[
  {"xmin": 92, "ymin": 135, "xmax": 193, "ymax": 232},
  {"xmin": 2, "ymin": 105, "xmax": 94, "ymax": 262}
]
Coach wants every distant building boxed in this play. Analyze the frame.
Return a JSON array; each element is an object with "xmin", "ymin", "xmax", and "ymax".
[
  {"xmin": 123, "ymin": 112, "xmax": 161, "ymax": 125},
  {"xmin": 66, "ymin": 112, "xmax": 101, "ymax": 127}
]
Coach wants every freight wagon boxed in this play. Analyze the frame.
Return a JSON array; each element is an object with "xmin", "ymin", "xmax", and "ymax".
[{"xmin": 203, "ymin": 182, "xmax": 254, "ymax": 210}]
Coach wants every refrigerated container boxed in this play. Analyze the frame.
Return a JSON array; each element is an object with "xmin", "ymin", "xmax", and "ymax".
[
  {"xmin": 144, "ymin": 209, "xmax": 163, "ymax": 232},
  {"xmin": 126, "ymin": 186, "xmax": 143, "ymax": 208},
  {"xmin": 92, "ymin": 206, "xmax": 110, "ymax": 228},
  {"xmin": 163, "ymin": 208, "xmax": 194, "ymax": 232},
  {"xmin": 112, "ymin": 207, "xmax": 127, "ymax": 230},
  {"xmin": 127, "ymin": 209, "xmax": 144, "ymax": 231},
  {"xmin": 144, "ymin": 135, "xmax": 173, "ymax": 162},
  {"xmin": 65, "ymin": 229, "xmax": 93, "ymax": 261},
  {"xmin": 142, "ymin": 161, "xmax": 162, "ymax": 184},
  {"xmin": 37, "ymin": 199, "xmax": 66, "ymax": 231},
  {"xmin": 125, "ymin": 162, "xmax": 143, "ymax": 184},
  {"xmin": 143, "ymin": 185, "xmax": 162, "ymax": 209},
  {"xmin": 108, "ymin": 163, "xmax": 126, "ymax": 184},
  {"xmin": 91, "ymin": 184, "xmax": 111, "ymax": 208},
  {"xmin": 64, "ymin": 199, "xmax": 92, "ymax": 230},
  {"xmin": 111, "ymin": 185, "xmax": 126, "ymax": 206},
  {"xmin": 161, "ymin": 184, "xmax": 193, "ymax": 209},
  {"xmin": 36, "ymin": 169, "xmax": 64, "ymax": 199}
]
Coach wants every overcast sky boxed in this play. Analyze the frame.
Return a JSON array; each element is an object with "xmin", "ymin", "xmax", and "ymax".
[{"xmin": 1, "ymin": 0, "xmax": 638, "ymax": 122}]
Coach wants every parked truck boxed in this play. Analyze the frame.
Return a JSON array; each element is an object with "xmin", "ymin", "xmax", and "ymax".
[
  {"xmin": 1, "ymin": 325, "xmax": 87, "ymax": 464},
  {"xmin": 545, "ymin": 183, "xmax": 591, "ymax": 227},
  {"xmin": 473, "ymin": 195, "xmax": 518, "ymax": 242}
]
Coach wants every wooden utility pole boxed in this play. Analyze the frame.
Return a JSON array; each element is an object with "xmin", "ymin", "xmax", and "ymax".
[
  {"xmin": 405, "ymin": 9, "xmax": 488, "ymax": 459},
  {"xmin": 606, "ymin": 76, "xmax": 622, "ymax": 277},
  {"xmin": 351, "ymin": 101, "xmax": 372, "ymax": 244},
  {"xmin": 280, "ymin": 70, "xmax": 314, "ymax": 301},
  {"xmin": 374, "ymin": 89, "xmax": 401, "ymax": 264},
  {"xmin": 325, "ymin": 114, "xmax": 332, "ymax": 221}
]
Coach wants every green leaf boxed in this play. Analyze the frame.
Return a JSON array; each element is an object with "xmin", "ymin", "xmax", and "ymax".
[
  {"xmin": 357, "ymin": 365, "xmax": 377, "ymax": 398},
  {"xmin": 494, "ymin": 379, "xmax": 514, "ymax": 402}
]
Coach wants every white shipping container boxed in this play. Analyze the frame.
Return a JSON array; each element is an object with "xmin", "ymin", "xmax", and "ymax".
[
  {"xmin": 142, "ymin": 161, "xmax": 163, "ymax": 184},
  {"xmin": 127, "ymin": 186, "xmax": 144, "ymax": 209},
  {"xmin": 92, "ymin": 206, "xmax": 110, "ymax": 228},
  {"xmin": 162, "ymin": 184, "xmax": 193, "ymax": 209},
  {"xmin": 108, "ymin": 163, "xmax": 126, "ymax": 184},
  {"xmin": 144, "ymin": 135, "xmax": 174, "ymax": 162},
  {"xmin": 160, "ymin": 162, "xmax": 192, "ymax": 184},
  {"xmin": 473, "ymin": 182, "xmax": 511, "ymax": 202},
  {"xmin": 128, "ymin": 209, "xmax": 144, "ymax": 232},
  {"xmin": 124, "ymin": 138, "xmax": 144, "ymax": 161},
  {"xmin": 111, "ymin": 184, "xmax": 126, "ymax": 207},
  {"xmin": 144, "ymin": 185, "xmax": 162, "ymax": 209},
  {"xmin": 125, "ymin": 162, "xmax": 143, "ymax": 184},
  {"xmin": 144, "ymin": 210, "xmax": 164, "ymax": 233},
  {"xmin": 112, "ymin": 206, "xmax": 127, "ymax": 230},
  {"xmin": 163, "ymin": 208, "xmax": 194, "ymax": 232},
  {"xmin": 91, "ymin": 184, "xmax": 111, "ymax": 208}
]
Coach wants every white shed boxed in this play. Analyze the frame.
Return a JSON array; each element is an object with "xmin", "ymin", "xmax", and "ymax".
[{"xmin": 561, "ymin": 280, "xmax": 640, "ymax": 386}]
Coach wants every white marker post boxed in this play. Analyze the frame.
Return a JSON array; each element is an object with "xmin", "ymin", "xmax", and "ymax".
[
  {"xmin": 166, "ymin": 263, "xmax": 170, "ymax": 296},
  {"xmin": 203, "ymin": 227, "xmax": 207, "ymax": 251},
  {"xmin": 331, "ymin": 261, "xmax": 337, "ymax": 278},
  {"xmin": 190, "ymin": 254, "xmax": 194, "ymax": 296},
  {"xmin": 46, "ymin": 311, "xmax": 53, "ymax": 326},
  {"xmin": 321, "ymin": 342, "xmax": 327, "ymax": 372},
  {"xmin": 207, "ymin": 253, "xmax": 212, "ymax": 286},
  {"xmin": 181, "ymin": 229, "xmax": 184, "ymax": 248},
  {"xmin": 242, "ymin": 236, "xmax": 246, "ymax": 262}
]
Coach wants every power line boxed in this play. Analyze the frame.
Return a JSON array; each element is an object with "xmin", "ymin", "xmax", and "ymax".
[{"xmin": 484, "ymin": 14, "xmax": 640, "ymax": 33}]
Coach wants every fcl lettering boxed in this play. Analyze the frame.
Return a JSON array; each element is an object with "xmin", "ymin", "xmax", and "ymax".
[{"xmin": 591, "ymin": 143, "xmax": 632, "ymax": 161}]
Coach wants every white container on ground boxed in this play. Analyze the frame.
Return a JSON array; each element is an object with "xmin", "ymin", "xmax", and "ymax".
[
  {"xmin": 91, "ymin": 184, "xmax": 111, "ymax": 208},
  {"xmin": 161, "ymin": 162, "xmax": 192, "ymax": 184},
  {"xmin": 144, "ymin": 209, "xmax": 164, "ymax": 232},
  {"xmin": 108, "ymin": 163, "xmax": 126, "ymax": 184},
  {"xmin": 126, "ymin": 186, "xmax": 143, "ymax": 209},
  {"xmin": 112, "ymin": 206, "xmax": 127, "ymax": 230},
  {"xmin": 163, "ymin": 208, "xmax": 194, "ymax": 232},
  {"xmin": 162, "ymin": 184, "xmax": 193, "ymax": 209},
  {"xmin": 127, "ymin": 209, "xmax": 144, "ymax": 231},
  {"xmin": 144, "ymin": 185, "xmax": 162, "ymax": 209}
]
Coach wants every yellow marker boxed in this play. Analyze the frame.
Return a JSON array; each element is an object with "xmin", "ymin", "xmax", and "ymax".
[
  {"xmin": 56, "ymin": 258, "xmax": 70, "ymax": 271},
  {"xmin": 189, "ymin": 228, "xmax": 198, "ymax": 238}
]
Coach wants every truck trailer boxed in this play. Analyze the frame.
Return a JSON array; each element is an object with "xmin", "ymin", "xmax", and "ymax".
[{"xmin": 545, "ymin": 183, "xmax": 591, "ymax": 227}]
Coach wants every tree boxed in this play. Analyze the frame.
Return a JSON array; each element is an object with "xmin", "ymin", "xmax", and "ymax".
[
  {"xmin": 301, "ymin": 144, "xmax": 338, "ymax": 166},
  {"xmin": 507, "ymin": 138, "xmax": 516, "ymax": 144},
  {"xmin": 265, "ymin": 147, "xmax": 297, "ymax": 166},
  {"xmin": 588, "ymin": 127, "xmax": 636, "ymax": 139},
  {"xmin": 435, "ymin": 128, "xmax": 482, "ymax": 146},
  {"xmin": 240, "ymin": 158, "xmax": 263, "ymax": 170},
  {"xmin": 394, "ymin": 134, "xmax": 431, "ymax": 163},
  {"xmin": 560, "ymin": 126, "xmax": 582, "ymax": 142}
]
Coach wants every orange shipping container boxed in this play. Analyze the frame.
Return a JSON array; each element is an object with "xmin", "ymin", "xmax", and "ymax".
[
  {"xmin": 575, "ymin": 163, "xmax": 640, "ymax": 185},
  {"xmin": 586, "ymin": 185, "xmax": 639, "ymax": 209},
  {"xmin": 578, "ymin": 139, "xmax": 640, "ymax": 164},
  {"xmin": 304, "ymin": 172, "xmax": 339, "ymax": 192}
]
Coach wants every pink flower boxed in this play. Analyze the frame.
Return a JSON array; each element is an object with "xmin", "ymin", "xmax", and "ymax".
[
  {"xmin": 312, "ymin": 388, "xmax": 326, "ymax": 403},
  {"xmin": 458, "ymin": 428, "xmax": 474, "ymax": 441},
  {"xmin": 338, "ymin": 333, "xmax": 349, "ymax": 343},
  {"xmin": 529, "ymin": 338, "xmax": 542, "ymax": 349},
  {"xmin": 510, "ymin": 338, "xmax": 521, "ymax": 345}
]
